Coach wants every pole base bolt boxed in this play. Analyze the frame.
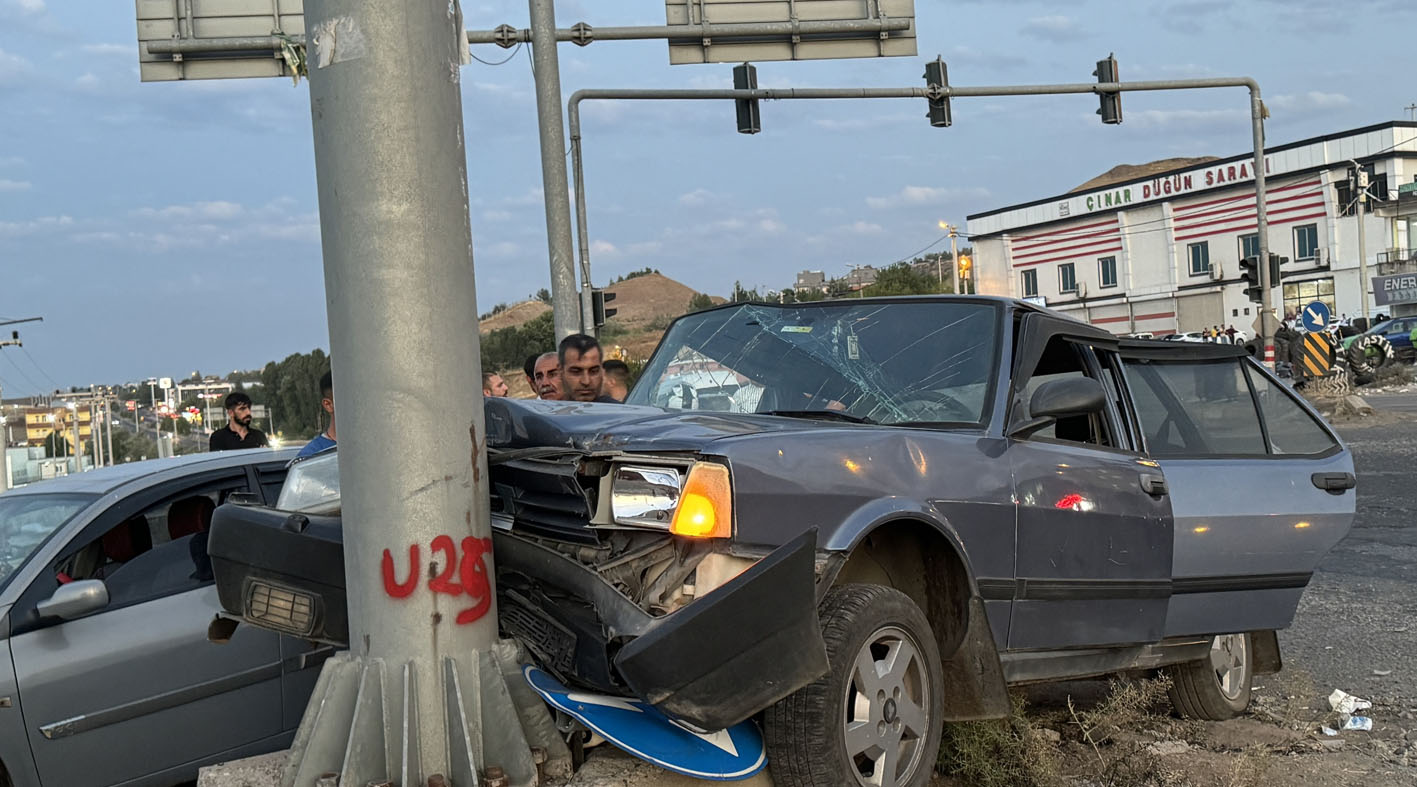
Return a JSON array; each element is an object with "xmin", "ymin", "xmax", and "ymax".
[{"xmin": 484, "ymin": 765, "xmax": 509, "ymax": 787}]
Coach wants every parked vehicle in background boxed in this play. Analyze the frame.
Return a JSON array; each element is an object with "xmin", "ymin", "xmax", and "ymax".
[
  {"xmin": 210, "ymin": 297, "xmax": 1355, "ymax": 787},
  {"xmin": 0, "ymin": 449, "xmax": 322, "ymax": 787}
]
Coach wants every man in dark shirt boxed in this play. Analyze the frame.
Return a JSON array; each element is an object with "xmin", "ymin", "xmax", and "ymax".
[
  {"xmin": 209, "ymin": 391, "xmax": 269, "ymax": 451},
  {"xmin": 558, "ymin": 333, "xmax": 619, "ymax": 403}
]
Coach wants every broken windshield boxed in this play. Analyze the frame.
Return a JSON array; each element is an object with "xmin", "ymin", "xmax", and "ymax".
[{"xmin": 626, "ymin": 300, "xmax": 1001, "ymax": 426}]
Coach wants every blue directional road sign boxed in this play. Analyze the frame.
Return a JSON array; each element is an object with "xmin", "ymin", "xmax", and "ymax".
[
  {"xmin": 1301, "ymin": 301, "xmax": 1331, "ymax": 334},
  {"xmin": 523, "ymin": 665, "xmax": 766, "ymax": 781}
]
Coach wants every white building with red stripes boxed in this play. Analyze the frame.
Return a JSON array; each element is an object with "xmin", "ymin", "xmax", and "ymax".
[{"xmin": 968, "ymin": 121, "xmax": 1417, "ymax": 336}]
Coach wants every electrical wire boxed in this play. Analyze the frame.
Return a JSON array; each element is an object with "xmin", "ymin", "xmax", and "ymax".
[
  {"xmin": 19, "ymin": 347, "xmax": 60, "ymax": 391},
  {"xmin": 469, "ymin": 41, "xmax": 523, "ymax": 66},
  {"xmin": 1, "ymin": 350, "xmax": 46, "ymax": 397}
]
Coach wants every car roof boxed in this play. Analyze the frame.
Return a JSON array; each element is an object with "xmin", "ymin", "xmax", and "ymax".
[{"xmin": 1, "ymin": 448, "xmax": 301, "ymax": 498}]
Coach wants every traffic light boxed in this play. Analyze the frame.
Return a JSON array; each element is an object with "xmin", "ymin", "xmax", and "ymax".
[
  {"xmin": 1093, "ymin": 54, "xmax": 1122, "ymax": 125},
  {"xmin": 732, "ymin": 63, "xmax": 760, "ymax": 135},
  {"xmin": 922, "ymin": 56, "xmax": 952, "ymax": 128},
  {"xmin": 1239, "ymin": 255, "xmax": 1262, "ymax": 303},
  {"xmin": 1268, "ymin": 252, "xmax": 1289, "ymax": 285},
  {"xmin": 591, "ymin": 289, "xmax": 617, "ymax": 327}
]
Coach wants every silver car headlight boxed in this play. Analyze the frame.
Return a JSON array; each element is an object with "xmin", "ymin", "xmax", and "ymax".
[
  {"xmin": 277, "ymin": 450, "xmax": 342, "ymax": 514},
  {"xmin": 610, "ymin": 465, "xmax": 683, "ymax": 528}
]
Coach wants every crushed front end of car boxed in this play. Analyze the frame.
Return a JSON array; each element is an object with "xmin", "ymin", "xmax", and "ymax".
[{"xmin": 208, "ymin": 406, "xmax": 829, "ymax": 732}]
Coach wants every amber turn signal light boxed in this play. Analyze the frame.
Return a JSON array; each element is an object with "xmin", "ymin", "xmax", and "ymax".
[{"xmin": 670, "ymin": 462, "xmax": 733, "ymax": 539}]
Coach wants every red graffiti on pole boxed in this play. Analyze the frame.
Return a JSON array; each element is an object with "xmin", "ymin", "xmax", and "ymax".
[{"xmin": 380, "ymin": 535, "xmax": 494, "ymax": 625}]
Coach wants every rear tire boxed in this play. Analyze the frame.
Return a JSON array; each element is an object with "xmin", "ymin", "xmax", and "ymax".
[
  {"xmin": 765, "ymin": 584, "xmax": 945, "ymax": 787},
  {"xmin": 1166, "ymin": 632, "xmax": 1252, "ymax": 720}
]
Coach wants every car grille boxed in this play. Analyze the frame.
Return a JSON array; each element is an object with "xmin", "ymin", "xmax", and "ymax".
[
  {"xmin": 492, "ymin": 458, "xmax": 598, "ymax": 544},
  {"xmin": 500, "ymin": 588, "xmax": 578, "ymax": 676}
]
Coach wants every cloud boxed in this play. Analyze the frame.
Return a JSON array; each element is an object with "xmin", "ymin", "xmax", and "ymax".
[
  {"xmin": 813, "ymin": 114, "xmax": 913, "ymax": 132},
  {"xmin": 135, "ymin": 201, "xmax": 245, "ymax": 220},
  {"xmin": 1122, "ymin": 107, "xmax": 1250, "ymax": 130},
  {"xmin": 627, "ymin": 241, "xmax": 663, "ymax": 255},
  {"xmin": 483, "ymin": 241, "xmax": 521, "ymax": 257},
  {"xmin": 1269, "ymin": 92, "xmax": 1353, "ymax": 113},
  {"xmin": 80, "ymin": 43, "xmax": 133, "ymax": 57},
  {"xmin": 845, "ymin": 221, "xmax": 884, "ymax": 235},
  {"xmin": 1021, "ymin": 15, "xmax": 1085, "ymax": 42},
  {"xmin": 0, "ymin": 214, "xmax": 72, "ymax": 238},
  {"xmin": 866, "ymin": 185, "xmax": 991, "ymax": 210},
  {"xmin": 502, "ymin": 187, "xmax": 544, "ymax": 207},
  {"xmin": 591, "ymin": 239, "xmax": 618, "ymax": 256},
  {"xmin": 481, "ymin": 209, "xmax": 514, "ymax": 223},
  {"xmin": 0, "ymin": 179, "xmax": 30, "ymax": 191},
  {"xmin": 10, "ymin": 0, "xmax": 43, "ymax": 13},
  {"xmin": 758, "ymin": 218, "xmax": 785, "ymax": 233},
  {"xmin": 0, "ymin": 48, "xmax": 32, "ymax": 84},
  {"xmin": 678, "ymin": 188, "xmax": 714, "ymax": 206},
  {"xmin": 0, "ymin": 156, "xmax": 21, "ymax": 167},
  {"xmin": 1159, "ymin": 1, "xmax": 1231, "ymax": 34},
  {"xmin": 74, "ymin": 73, "xmax": 101, "ymax": 91},
  {"xmin": 947, "ymin": 45, "xmax": 1028, "ymax": 71}
]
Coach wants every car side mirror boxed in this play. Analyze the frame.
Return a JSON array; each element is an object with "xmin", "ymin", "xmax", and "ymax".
[
  {"xmin": 37, "ymin": 580, "xmax": 109, "ymax": 620},
  {"xmin": 1009, "ymin": 377, "xmax": 1107, "ymax": 440}
]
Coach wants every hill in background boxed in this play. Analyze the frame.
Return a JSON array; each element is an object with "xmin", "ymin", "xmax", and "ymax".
[{"xmin": 485, "ymin": 272, "xmax": 722, "ymax": 397}]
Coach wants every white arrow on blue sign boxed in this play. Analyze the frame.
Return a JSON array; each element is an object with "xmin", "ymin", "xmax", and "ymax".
[
  {"xmin": 1301, "ymin": 301, "xmax": 1331, "ymax": 333},
  {"xmin": 523, "ymin": 665, "xmax": 767, "ymax": 781}
]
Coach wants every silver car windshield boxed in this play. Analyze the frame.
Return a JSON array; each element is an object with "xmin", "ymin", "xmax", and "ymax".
[
  {"xmin": 0, "ymin": 493, "xmax": 96, "ymax": 592},
  {"xmin": 626, "ymin": 300, "xmax": 1001, "ymax": 426}
]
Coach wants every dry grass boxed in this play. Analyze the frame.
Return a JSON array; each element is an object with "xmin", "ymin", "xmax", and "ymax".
[{"xmin": 936, "ymin": 691, "xmax": 1062, "ymax": 787}]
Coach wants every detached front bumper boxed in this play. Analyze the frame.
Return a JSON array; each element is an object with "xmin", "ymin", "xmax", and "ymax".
[{"xmin": 209, "ymin": 504, "xmax": 829, "ymax": 731}]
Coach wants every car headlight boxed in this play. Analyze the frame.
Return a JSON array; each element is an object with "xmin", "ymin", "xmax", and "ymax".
[
  {"xmin": 276, "ymin": 450, "xmax": 341, "ymax": 514},
  {"xmin": 610, "ymin": 465, "xmax": 683, "ymax": 528},
  {"xmin": 610, "ymin": 462, "xmax": 733, "ymax": 539}
]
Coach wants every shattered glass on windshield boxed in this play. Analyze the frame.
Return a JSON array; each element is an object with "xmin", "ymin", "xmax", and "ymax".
[{"xmin": 626, "ymin": 301, "xmax": 1000, "ymax": 426}]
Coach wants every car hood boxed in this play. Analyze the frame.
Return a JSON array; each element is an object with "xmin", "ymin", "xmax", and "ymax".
[{"xmin": 485, "ymin": 397, "xmax": 855, "ymax": 453}]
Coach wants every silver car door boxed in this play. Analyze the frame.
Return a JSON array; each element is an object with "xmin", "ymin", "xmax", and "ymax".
[
  {"xmin": 1006, "ymin": 324, "xmax": 1174, "ymax": 651},
  {"xmin": 1119, "ymin": 344, "xmax": 1355, "ymax": 638},
  {"xmin": 10, "ymin": 473, "xmax": 286, "ymax": 787}
]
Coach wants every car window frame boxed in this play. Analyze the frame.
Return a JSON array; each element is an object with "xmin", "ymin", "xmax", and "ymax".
[
  {"xmin": 9, "ymin": 468, "xmax": 250, "ymax": 635},
  {"xmin": 1007, "ymin": 314, "xmax": 1141, "ymax": 456},
  {"xmin": 1114, "ymin": 350, "xmax": 1342, "ymax": 461}
]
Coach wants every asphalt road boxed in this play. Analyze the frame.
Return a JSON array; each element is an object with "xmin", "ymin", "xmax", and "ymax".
[{"xmin": 1279, "ymin": 410, "xmax": 1417, "ymax": 724}]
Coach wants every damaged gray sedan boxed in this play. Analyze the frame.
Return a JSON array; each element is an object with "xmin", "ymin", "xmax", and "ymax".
[{"xmin": 212, "ymin": 297, "xmax": 1356, "ymax": 787}]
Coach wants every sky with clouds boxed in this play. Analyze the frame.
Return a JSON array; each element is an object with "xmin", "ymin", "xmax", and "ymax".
[{"xmin": 0, "ymin": 0, "xmax": 1414, "ymax": 391}]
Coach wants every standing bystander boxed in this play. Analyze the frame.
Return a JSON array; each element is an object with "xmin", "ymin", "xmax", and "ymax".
[
  {"xmin": 482, "ymin": 372, "xmax": 509, "ymax": 398},
  {"xmin": 533, "ymin": 352, "xmax": 563, "ymax": 400},
  {"xmin": 559, "ymin": 334, "xmax": 619, "ymax": 403},
  {"xmin": 210, "ymin": 392, "xmax": 269, "ymax": 451},
  {"xmin": 602, "ymin": 359, "xmax": 631, "ymax": 403},
  {"xmin": 297, "ymin": 371, "xmax": 337, "ymax": 458}
]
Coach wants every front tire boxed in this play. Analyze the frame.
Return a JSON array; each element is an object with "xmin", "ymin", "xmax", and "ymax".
[
  {"xmin": 1166, "ymin": 632, "xmax": 1253, "ymax": 720},
  {"xmin": 765, "ymin": 584, "xmax": 945, "ymax": 787}
]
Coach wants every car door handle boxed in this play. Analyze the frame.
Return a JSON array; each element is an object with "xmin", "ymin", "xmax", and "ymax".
[
  {"xmin": 1311, "ymin": 472, "xmax": 1356, "ymax": 493},
  {"xmin": 1139, "ymin": 473, "xmax": 1168, "ymax": 497}
]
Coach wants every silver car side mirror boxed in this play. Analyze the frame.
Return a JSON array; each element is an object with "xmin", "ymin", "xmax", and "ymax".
[{"xmin": 37, "ymin": 580, "xmax": 109, "ymax": 620}]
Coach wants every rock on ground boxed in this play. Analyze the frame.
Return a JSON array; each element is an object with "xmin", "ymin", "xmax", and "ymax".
[{"xmin": 196, "ymin": 751, "xmax": 285, "ymax": 787}]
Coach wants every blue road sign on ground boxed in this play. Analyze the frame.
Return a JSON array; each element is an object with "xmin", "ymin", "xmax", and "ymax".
[
  {"xmin": 523, "ymin": 665, "xmax": 767, "ymax": 781},
  {"xmin": 1301, "ymin": 301, "xmax": 1331, "ymax": 333}
]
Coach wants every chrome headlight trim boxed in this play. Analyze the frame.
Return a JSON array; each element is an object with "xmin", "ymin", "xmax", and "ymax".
[{"xmin": 610, "ymin": 464, "xmax": 683, "ymax": 528}]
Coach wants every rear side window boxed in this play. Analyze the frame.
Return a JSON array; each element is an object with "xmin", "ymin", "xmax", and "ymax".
[
  {"xmin": 1246, "ymin": 368, "xmax": 1338, "ymax": 455},
  {"xmin": 1123, "ymin": 359, "xmax": 1266, "ymax": 456}
]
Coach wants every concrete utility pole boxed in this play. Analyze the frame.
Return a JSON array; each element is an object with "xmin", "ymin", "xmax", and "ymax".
[
  {"xmin": 1351, "ymin": 162, "xmax": 1372, "ymax": 324},
  {"xmin": 528, "ymin": 0, "xmax": 582, "ymax": 340},
  {"xmin": 285, "ymin": 1, "xmax": 544, "ymax": 784}
]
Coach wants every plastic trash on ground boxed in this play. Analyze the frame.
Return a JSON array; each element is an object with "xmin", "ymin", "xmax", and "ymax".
[
  {"xmin": 1328, "ymin": 689, "xmax": 1372, "ymax": 715},
  {"xmin": 1320, "ymin": 726, "xmax": 1339, "ymax": 736},
  {"xmin": 1343, "ymin": 716, "xmax": 1373, "ymax": 732}
]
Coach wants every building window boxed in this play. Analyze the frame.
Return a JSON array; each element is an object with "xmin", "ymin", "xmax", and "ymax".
[
  {"xmin": 1058, "ymin": 263, "xmax": 1077, "ymax": 293},
  {"xmin": 1294, "ymin": 224, "xmax": 1319, "ymax": 260},
  {"xmin": 1021, "ymin": 269, "xmax": 1038, "ymax": 298},
  {"xmin": 1282, "ymin": 277, "xmax": 1335, "ymax": 321},
  {"xmin": 1239, "ymin": 233, "xmax": 1260, "ymax": 262},
  {"xmin": 1187, "ymin": 242, "xmax": 1211, "ymax": 277},
  {"xmin": 1098, "ymin": 256, "xmax": 1118, "ymax": 288}
]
